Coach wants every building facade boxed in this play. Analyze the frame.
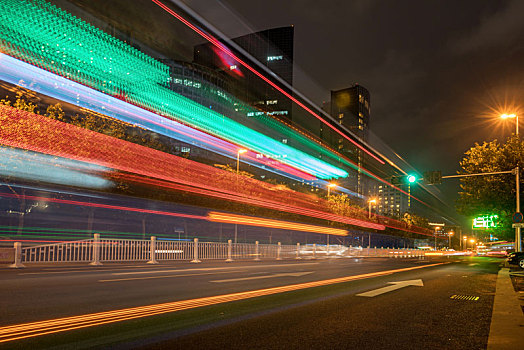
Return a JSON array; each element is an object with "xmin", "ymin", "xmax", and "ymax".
[{"xmin": 194, "ymin": 26, "xmax": 294, "ymax": 124}]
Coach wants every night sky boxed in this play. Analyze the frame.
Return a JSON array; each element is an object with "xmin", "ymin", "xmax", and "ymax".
[{"xmin": 185, "ymin": 0, "xmax": 524, "ymax": 221}]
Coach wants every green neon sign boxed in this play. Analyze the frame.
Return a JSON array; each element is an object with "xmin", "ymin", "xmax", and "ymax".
[{"xmin": 472, "ymin": 215, "xmax": 498, "ymax": 229}]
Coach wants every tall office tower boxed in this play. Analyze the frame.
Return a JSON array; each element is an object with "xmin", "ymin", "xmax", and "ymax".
[
  {"xmin": 329, "ymin": 84, "xmax": 370, "ymax": 196},
  {"xmin": 330, "ymin": 84, "xmax": 370, "ymax": 141},
  {"xmin": 194, "ymin": 26, "xmax": 294, "ymax": 123}
]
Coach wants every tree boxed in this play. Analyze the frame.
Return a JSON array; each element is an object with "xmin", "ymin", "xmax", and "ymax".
[
  {"xmin": 45, "ymin": 103, "xmax": 66, "ymax": 121},
  {"xmin": 401, "ymin": 212, "xmax": 429, "ymax": 230},
  {"xmin": 327, "ymin": 194, "xmax": 368, "ymax": 221},
  {"xmin": 456, "ymin": 136, "xmax": 523, "ymax": 240}
]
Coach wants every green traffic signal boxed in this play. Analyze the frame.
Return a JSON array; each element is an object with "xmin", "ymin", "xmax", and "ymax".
[{"xmin": 407, "ymin": 174, "xmax": 417, "ymax": 183}]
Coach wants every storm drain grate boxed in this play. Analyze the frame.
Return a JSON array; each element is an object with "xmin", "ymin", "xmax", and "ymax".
[{"xmin": 450, "ymin": 294, "xmax": 479, "ymax": 301}]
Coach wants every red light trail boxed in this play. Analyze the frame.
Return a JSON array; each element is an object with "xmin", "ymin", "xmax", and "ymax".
[{"xmin": 0, "ymin": 104, "xmax": 431, "ymax": 235}]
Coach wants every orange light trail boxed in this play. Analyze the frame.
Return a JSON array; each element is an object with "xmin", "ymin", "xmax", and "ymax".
[
  {"xmin": 0, "ymin": 263, "xmax": 445, "ymax": 343},
  {"xmin": 207, "ymin": 212, "xmax": 348, "ymax": 236}
]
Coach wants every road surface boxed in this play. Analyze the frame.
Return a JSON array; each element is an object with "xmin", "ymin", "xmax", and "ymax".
[{"xmin": 0, "ymin": 256, "xmax": 502, "ymax": 349}]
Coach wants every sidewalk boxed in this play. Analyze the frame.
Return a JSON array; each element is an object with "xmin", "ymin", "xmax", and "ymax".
[{"xmin": 487, "ymin": 267, "xmax": 524, "ymax": 349}]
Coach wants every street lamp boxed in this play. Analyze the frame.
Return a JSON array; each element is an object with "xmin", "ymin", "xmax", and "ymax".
[
  {"xmin": 462, "ymin": 235, "xmax": 467, "ymax": 251},
  {"xmin": 500, "ymin": 114, "xmax": 521, "ymax": 252},
  {"xmin": 234, "ymin": 149, "xmax": 248, "ymax": 245},
  {"xmin": 448, "ymin": 231, "xmax": 454, "ymax": 249},
  {"xmin": 327, "ymin": 183, "xmax": 337, "ymax": 197},
  {"xmin": 469, "ymin": 238, "xmax": 476, "ymax": 251},
  {"xmin": 434, "ymin": 226, "xmax": 440, "ymax": 250},
  {"xmin": 368, "ymin": 198, "xmax": 377, "ymax": 219},
  {"xmin": 236, "ymin": 149, "xmax": 247, "ymax": 174},
  {"xmin": 501, "ymin": 113, "xmax": 518, "ymax": 135}
]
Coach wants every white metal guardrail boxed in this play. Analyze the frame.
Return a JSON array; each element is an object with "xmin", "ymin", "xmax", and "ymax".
[{"xmin": 6, "ymin": 234, "xmax": 426, "ymax": 267}]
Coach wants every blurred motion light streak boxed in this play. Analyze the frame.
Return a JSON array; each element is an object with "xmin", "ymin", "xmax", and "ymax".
[
  {"xmin": 0, "ymin": 53, "xmax": 316, "ymax": 182},
  {"xmin": 0, "ymin": 0, "xmax": 348, "ymax": 180},
  {"xmin": 0, "ymin": 146, "xmax": 111, "ymax": 189},
  {"xmin": 0, "ymin": 105, "xmax": 386, "ymax": 231},
  {"xmin": 207, "ymin": 212, "xmax": 348, "ymax": 236},
  {"xmin": 151, "ymin": 0, "xmax": 385, "ymax": 165}
]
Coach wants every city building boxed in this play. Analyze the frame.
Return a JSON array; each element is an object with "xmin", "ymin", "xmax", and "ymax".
[
  {"xmin": 326, "ymin": 84, "xmax": 371, "ymax": 196},
  {"xmin": 374, "ymin": 183, "xmax": 408, "ymax": 219},
  {"xmin": 194, "ymin": 26, "xmax": 294, "ymax": 124},
  {"xmin": 330, "ymin": 84, "xmax": 370, "ymax": 141}
]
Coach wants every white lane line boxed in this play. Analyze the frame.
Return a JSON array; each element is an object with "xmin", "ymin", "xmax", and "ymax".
[
  {"xmin": 356, "ymin": 279, "xmax": 424, "ymax": 297},
  {"xmin": 19, "ymin": 266, "xmax": 156, "ymax": 275},
  {"xmin": 110, "ymin": 262, "xmax": 320, "ymax": 276},
  {"xmin": 210, "ymin": 271, "xmax": 314, "ymax": 283},
  {"xmin": 99, "ymin": 270, "xmax": 244, "ymax": 283}
]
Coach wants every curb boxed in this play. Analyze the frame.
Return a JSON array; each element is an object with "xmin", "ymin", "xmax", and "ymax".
[{"xmin": 487, "ymin": 268, "xmax": 524, "ymax": 349}]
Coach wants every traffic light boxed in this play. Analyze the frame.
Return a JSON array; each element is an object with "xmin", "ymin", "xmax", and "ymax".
[
  {"xmin": 423, "ymin": 171, "xmax": 442, "ymax": 185},
  {"xmin": 391, "ymin": 174, "xmax": 419, "ymax": 185}
]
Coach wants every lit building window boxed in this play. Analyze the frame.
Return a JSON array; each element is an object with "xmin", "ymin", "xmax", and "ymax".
[{"xmin": 267, "ymin": 55, "xmax": 283, "ymax": 61}]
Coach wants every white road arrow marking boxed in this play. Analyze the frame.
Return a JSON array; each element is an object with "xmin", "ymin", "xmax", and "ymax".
[
  {"xmin": 356, "ymin": 279, "xmax": 424, "ymax": 297},
  {"xmin": 210, "ymin": 271, "xmax": 314, "ymax": 283}
]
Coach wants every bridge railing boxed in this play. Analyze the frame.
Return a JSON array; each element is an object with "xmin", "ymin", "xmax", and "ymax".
[{"xmin": 10, "ymin": 234, "xmax": 426, "ymax": 267}]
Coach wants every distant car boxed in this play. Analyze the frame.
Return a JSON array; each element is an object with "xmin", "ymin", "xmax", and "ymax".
[{"xmin": 507, "ymin": 252, "xmax": 524, "ymax": 269}]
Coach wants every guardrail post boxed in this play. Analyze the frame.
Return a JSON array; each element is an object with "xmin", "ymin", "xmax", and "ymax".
[
  {"xmin": 254, "ymin": 241, "xmax": 261, "ymax": 261},
  {"xmin": 225, "ymin": 239, "xmax": 233, "ymax": 262},
  {"xmin": 191, "ymin": 238, "xmax": 201, "ymax": 263},
  {"xmin": 276, "ymin": 242, "xmax": 282, "ymax": 260},
  {"xmin": 148, "ymin": 236, "xmax": 158, "ymax": 264},
  {"xmin": 313, "ymin": 243, "xmax": 317, "ymax": 259},
  {"xmin": 295, "ymin": 242, "xmax": 301, "ymax": 259},
  {"xmin": 9, "ymin": 242, "xmax": 25, "ymax": 268},
  {"xmin": 89, "ymin": 233, "xmax": 102, "ymax": 266}
]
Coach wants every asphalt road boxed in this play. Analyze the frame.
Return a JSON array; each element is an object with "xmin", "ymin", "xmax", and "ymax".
[{"xmin": 0, "ymin": 256, "xmax": 503, "ymax": 349}]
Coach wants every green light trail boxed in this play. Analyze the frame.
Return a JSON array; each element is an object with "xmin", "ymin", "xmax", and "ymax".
[{"xmin": 0, "ymin": 0, "xmax": 348, "ymax": 179}]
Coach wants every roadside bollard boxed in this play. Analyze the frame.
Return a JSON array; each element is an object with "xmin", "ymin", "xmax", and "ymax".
[
  {"xmin": 296, "ymin": 242, "xmax": 301, "ymax": 259},
  {"xmin": 254, "ymin": 241, "xmax": 261, "ymax": 261},
  {"xmin": 191, "ymin": 238, "xmax": 201, "ymax": 263},
  {"xmin": 276, "ymin": 242, "xmax": 282, "ymax": 260},
  {"xmin": 148, "ymin": 236, "xmax": 158, "ymax": 264},
  {"xmin": 226, "ymin": 239, "xmax": 233, "ymax": 262},
  {"xmin": 89, "ymin": 233, "xmax": 102, "ymax": 266},
  {"xmin": 9, "ymin": 242, "xmax": 25, "ymax": 269}
]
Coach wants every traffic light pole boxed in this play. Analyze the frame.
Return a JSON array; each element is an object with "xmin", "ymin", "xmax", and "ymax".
[{"xmin": 440, "ymin": 169, "xmax": 521, "ymax": 252}]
